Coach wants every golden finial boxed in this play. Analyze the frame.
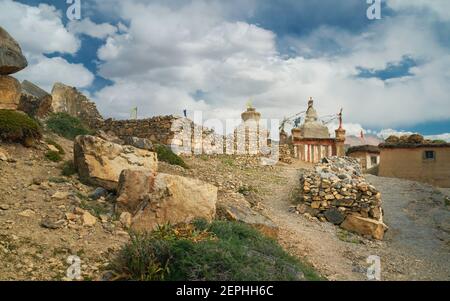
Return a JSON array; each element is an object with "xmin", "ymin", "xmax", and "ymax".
[{"xmin": 246, "ymin": 99, "xmax": 253, "ymax": 109}]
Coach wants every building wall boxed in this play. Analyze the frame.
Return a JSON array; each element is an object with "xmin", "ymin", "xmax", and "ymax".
[
  {"xmin": 379, "ymin": 147, "xmax": 450, "ymax": 187},
  {"xmin": 292, "ymin": 139, "xmax": 335, "ymax": 163},
  {"xmin": 348, "ymin": 151, "xmax": 380, "ymax": 170}
]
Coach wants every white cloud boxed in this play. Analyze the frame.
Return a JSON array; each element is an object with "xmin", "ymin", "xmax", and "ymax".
[
  {"xmin": 377, "ymin": 129, "xmax": 450, "ymax": 142},
  {"xmin": 15, "ymin": 55, "xmax": 94, "ymax": 92},
  {"xmin": 0, "ymin": 0, "xmax": 79, "ymax": 55},
  {"xmin": 425, "ymin": 133, "xmax": 450, "ymax": 142},
  {"xmin": 90, "ymin": 0, "xmax": 450, "ymax": 133},
  {"xmin": 0, "ymin": 0, "xmax": 94, "ymax": 91},
  {"xmin": 68, "ymin": 18, "xmax": 117, "ymax": 39}
]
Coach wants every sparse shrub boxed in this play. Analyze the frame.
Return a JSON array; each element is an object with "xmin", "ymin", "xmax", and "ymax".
[
  {"xmin": 337, "ymin": 229, "xmax": 362, "ymax": 244},
  {"xmin": 46, "ymin": 113, "xmax": 92, "ymax": 140},
  {"xmin": 45, "ymin": 150, "xmax": 63, "ymax": 162},
  {"xmin": 0, "ymin": 109, "xmax": 42, "ymax": 146},
  {"xmin": 111, "ymin": 221, "xmax": 323, "ymax": 281},
  {"xmin": 61, "ymin": 160, "xmax": 77, "ymax": 177},
  {"xmin": 155, "ymin": 144, "xmax": 188, "ymax": 169},
  {"xmin": 45, "ymin": 138, "xmax": 65, "ymax": 155},
  {"xmin": 221, "ymin": 157, "xmax": 235, "ymax": 167},
  {"xmin": 80, "ymin": 199, "xmax": 111, "ymax": 217},
  {"xmin": 238, "ymin": 185, "xmax": 257, "ymax": 196},
  {"xmin": 198, "ymin": 154, "xmax": 209, "ymax": 161}
]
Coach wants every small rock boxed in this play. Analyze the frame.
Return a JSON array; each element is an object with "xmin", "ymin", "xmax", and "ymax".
[
  {"xmin": 99, "ymin": 214, "xmax": 109, "ymax": 223},
  {"xmin": 18, "ymin": 209, "xmax": 35, "ymax": 217},
  {"xmin": 324, "ymin": 208, "xmax": 345, "ymax": 225},
  {"xmin": 89, "ymin": 187, "xmax": 108, "ymax": 200},
  {"xmin": 82, "ymin": 211, "xmax": 97, "ymax": 227},
  {"xmin": 51, "ymin": 191, "xmax": 71, "ymax": 200},
  {"xmin": 0, "ymin": 204, "xmax": 10, "ymax": 210},
  {"xmin": 119, "ymin": 212, "xmax": 132, "ymax": 229},
  {"xmin": 0, "ymin": 148, "xmax": 9, "ymax": 161},
  {"xmin": 46, "ymin": 144, "xmax": 60, "ymax": 152},
  {"xmin": 40, "ymin": 217, "xmax": 65, "ymax": 229}
]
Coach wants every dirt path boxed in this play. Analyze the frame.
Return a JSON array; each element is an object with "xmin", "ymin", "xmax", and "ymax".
[
  {"xmin": 259, "ymin": 164, "xmax": 450, "ymax": 281},
  {"xmin": 259, "ymin": 165, "xmax": 366, "ymax": 280}
]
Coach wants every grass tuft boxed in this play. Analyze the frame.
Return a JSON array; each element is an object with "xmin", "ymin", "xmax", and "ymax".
[
  {"xmin": 155, "ymin": 144, "xmax": 188, "ymax": 169},
  {"xmin": 45, "ymin": 150, "xmax": 63, "ymax": 162},
  {"xmin": 45, "ymin": 138, "xmax": 65, "ymax": 155},
  {"xmin": 0, "ymin": 109, "xmax": 42, "ymax": 146},
  {"xmin": 46, "ymin": 113, "xmax": 92, "ymax": 140},
  {"xmin": 61, "ymin": 160, "xmax": 77, "ymax": 177},
  {"xmin": 110, "ymin": 220, "xmax": 323, "ymax": 281}
]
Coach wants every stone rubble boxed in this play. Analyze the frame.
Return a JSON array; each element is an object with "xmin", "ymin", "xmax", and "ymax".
[{"xmin": 295, "ymin": 156, "xmax": 388, "ymax": 240}]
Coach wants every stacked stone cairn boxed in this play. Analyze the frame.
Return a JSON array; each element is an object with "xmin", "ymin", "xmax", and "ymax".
[
  {"xmin": 295, "ymin": 156, "xmax": 388, "ymax": 240},
  {"xmin": 0, "ymin": 26, "xmax": 28, "ymax": 110}
]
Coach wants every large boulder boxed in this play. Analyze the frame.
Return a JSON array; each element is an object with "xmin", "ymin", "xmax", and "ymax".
[
  {"xmin": 51, "ymin": 83, "xmax": 104, "ymax": 128},
  {"xmin": 116, "ymin": 169, "xmax": 217, "ymax": 232},
  {"xmin": 340, "ymin": 214, "xmax": 388, "ymax": 240},
  {"xmin": 0, "ymin": 75, "xmax": 21, "ymax": 110},
  {"xmin": 217, "ymin": 193, "xmax": 279, "ymax": 238},
  {"xmin": 0, "ymin": 27, "xmax": 28, "ymax": 75},
  {"xmin": 18, "ymin": 80, "xmax": 53, "ymax": 118},
  {"xmin": 74, "ymin": 135, "xmax": 158, "ymax": 191}
]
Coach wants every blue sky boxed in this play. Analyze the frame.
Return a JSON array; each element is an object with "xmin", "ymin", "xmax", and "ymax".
[{"xmin": 2, "ymin": 0, "xmax": 450, "ymax": 140}]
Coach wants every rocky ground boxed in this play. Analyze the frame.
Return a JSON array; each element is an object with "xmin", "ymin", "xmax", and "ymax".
[
  {"xmin": 0, "ymin": 137, "xmax": 129, "ymax": 280},
  {"xmin": 0, "ymin": 137, "xmax": 449, "ymax": 280}
]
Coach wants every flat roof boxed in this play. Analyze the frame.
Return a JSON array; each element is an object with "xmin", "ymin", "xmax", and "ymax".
[{"xmin": 379, "ymin": 143, "xmax": 450, "ymax": 149}]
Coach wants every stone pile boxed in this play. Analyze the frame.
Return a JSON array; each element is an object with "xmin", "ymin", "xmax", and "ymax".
[
  {"xmin": 0, "ymin": 26, "xmax": 27, "ymax": 111},
  {"xmin": 278, "ymin": 144, "xmax": 293, "ymax": 164},
  {"xmin": 295, "ymin": 156, "xmax": 388, "ymax": 240}
]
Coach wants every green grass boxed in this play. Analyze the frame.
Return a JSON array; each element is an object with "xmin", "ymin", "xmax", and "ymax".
[
  {"xmin": 337, "ymin": 229, "xmax": 362, "ymax": 244},
  {"xmin": 45, "ymin": 150, "xmax": 63, "ymax": 162},
  {"xmin": 155, "ymin": 144, "xmax": 188, "ymax": 169},
  {"xmin": 80, "ymin": 199, "xmax": 110, "ymax": 218},
  {"xmin": 221, "ymin": 157, "xmax": 235, "ymax": 167},
  {"xmin": 110, "ymin": 220, "xmax": 323, "ymax": 281},
  {"xmin": 238, "ymin": 185, "xmax": 257, "ymax": 195},
  {"xmin": 0, "ymin": 109, "xmax": 42, "ymax": 145},
  {"xmin": 61, "ymin": 160, "xmax": 77, "ymax": 177},
  {"xmin": 45, "ymin": 113, "xmax": 92, "ymax": 140}
]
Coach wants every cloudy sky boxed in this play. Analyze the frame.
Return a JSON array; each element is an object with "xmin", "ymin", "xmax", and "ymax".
[{"xmin": 2, "ymin": 0, "xmax": 449, "ymax": 140}]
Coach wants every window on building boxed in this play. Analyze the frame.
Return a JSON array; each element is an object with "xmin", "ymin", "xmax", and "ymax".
[
  {"xmin": 371, "ymin": 156, "xmax": 378, "ymax": 165},
  {"xmin": 423, "ymin": 150, "xmax": 436, "ymax": 161}
]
